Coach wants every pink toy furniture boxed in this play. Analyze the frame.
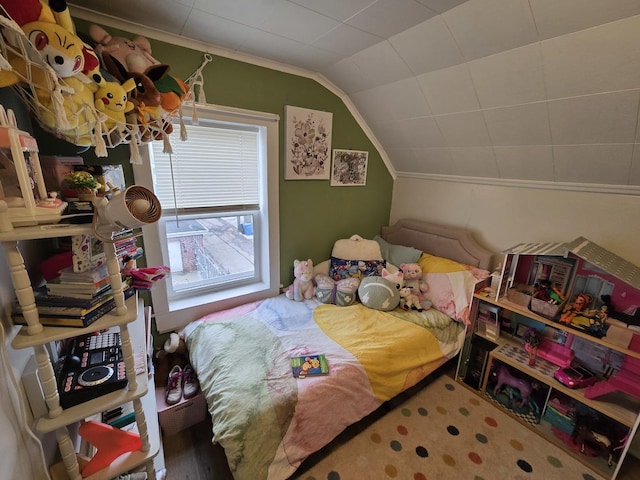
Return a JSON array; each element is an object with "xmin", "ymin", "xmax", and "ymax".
[
  {"xmin": 525, "ymin": 337, "xmax": 574, "ymax": 368},
  {"xmin": 584, "ymin": 334, "xmax": 640, "ymax": 401}
]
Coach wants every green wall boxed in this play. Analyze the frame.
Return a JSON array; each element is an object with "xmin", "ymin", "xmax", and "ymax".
[{"xmin": 43, "ymin": 19, "xmax": 394, "ymax": 286}]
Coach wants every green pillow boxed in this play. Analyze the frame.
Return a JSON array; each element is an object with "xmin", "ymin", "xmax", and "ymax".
[
  {"xmin": 358, "ymin": 276, "xmax": 400, "ymax": 311},
  {"xmin": 374, "ymin": 235, "xmax": 422, "ymax": 266}
]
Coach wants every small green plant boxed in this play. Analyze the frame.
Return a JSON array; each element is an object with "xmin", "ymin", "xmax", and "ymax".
[{"xmin": 64, "ymin": 171, "xmax": 99, "ymax": 191}]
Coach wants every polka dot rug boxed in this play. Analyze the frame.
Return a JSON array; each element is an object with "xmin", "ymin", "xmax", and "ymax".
[{"xmin": 292, "ymin": 375, "xmax": 606, "ymax": 480}]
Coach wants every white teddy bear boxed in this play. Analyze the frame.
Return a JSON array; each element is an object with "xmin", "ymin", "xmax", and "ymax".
[{"xmin": 399, "ymin": 286, "xmax": 424, "ymax": 312}]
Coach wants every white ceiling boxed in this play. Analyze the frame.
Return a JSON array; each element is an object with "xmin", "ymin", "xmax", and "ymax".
[{"xmin": 71, "ymin": 0, "xmax": 640, "ymax": 190}]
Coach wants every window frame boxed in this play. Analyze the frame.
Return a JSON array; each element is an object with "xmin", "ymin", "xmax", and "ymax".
[{"xmin": 132, "ymin": 103, "xmax": 280, "ymax": 332}]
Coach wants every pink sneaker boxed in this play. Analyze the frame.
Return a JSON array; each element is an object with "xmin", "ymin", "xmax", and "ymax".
[
  {"xmin": 182, "ymin": 364, "xmax": 199, "ymax": 399},
  {"xmin": 165, "ymin": 365, "xmax": 183, "ymax": 405}
]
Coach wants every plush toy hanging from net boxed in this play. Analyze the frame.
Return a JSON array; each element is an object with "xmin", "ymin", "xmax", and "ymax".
[{"xmin": 0, "ymin": 1, "xmax": 198, "ymax": 162}]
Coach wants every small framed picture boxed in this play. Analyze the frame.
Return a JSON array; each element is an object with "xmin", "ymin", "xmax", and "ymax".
[
  {"xmin": 330, "ymin": 149, "xmax": 368, "ymax": 186},
  {"xmin": 515, "ymin": 323, "xmax": 529, "ymax": 339}
]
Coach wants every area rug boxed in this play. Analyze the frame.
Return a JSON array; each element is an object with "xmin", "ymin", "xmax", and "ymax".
[{"xmin": 293, "ymin": 375, "xmax": 606, "ymax": 480}]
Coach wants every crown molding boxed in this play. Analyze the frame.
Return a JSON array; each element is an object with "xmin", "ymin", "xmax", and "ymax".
[
  {"xmin": 68, "ymin": 5, "xmax": 396, "ymax": 180},
  {"xmin": 396, "ymin": 171, "xmax": 640, "ymax": 196}
]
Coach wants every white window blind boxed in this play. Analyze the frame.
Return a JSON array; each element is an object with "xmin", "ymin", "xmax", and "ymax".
[{"xmin": 150, "ymin": 119, "xmax": 260, "ymax": 211}]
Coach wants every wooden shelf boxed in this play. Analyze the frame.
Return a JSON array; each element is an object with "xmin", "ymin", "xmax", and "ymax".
[
  {"xmin": 11, "ymin": 295, "xmax": 138, "ymax": 349},
  {"xmin": 49, "ymin": 375, "xmax": 161, "ymax": 480},
  {"xmin": 2, "ymin": 203, "xmax": 160, "ymax": 480},
  {"xmin": 490, "ymin": 337, "xmax": 640, "ymax": 427},
  {"xmin": 0, "ymin": 222, "xmax": 93, "ymax": 242},
  {"xmin": 476, "ymin": 292, "xmax": 640, "ymax": 361},
  {"xmin": 36, "ymin": 368, "xmax": 148, "ymax": 433},
  {"xmin": 47, "ymin": 299, "xmax": 161, "ymax": 479}
]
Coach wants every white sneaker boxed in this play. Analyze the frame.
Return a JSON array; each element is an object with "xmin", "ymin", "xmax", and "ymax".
[
  {"xmin": 165, "ymin": 365, "xmax": 183, "ymax": 405},
  {"xmin": 182, "ymin": 364, "xmax": 199, "ymax": 399}
]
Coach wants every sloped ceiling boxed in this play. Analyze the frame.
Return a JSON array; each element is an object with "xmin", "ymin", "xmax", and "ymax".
[{"xmin": 70, "ymin": 0, "xmax": 640, "ymax": 191}]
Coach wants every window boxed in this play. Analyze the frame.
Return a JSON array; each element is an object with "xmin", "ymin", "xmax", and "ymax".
[{"xmin": 133, "ymin": 104, "xmax": 280, "ymax": 332}]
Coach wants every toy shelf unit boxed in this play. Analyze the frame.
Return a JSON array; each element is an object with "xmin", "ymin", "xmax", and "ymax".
[
  {"xmin": 0, "ymin": 106, "xmax": 67, "ymax": 227},
  {"xmin": 1, "ymin": 214, "xmax": 159, "ymax": 479},
  {"xmin": 457, "ymin": 236, "xmax": 640, "ymax": 480}
]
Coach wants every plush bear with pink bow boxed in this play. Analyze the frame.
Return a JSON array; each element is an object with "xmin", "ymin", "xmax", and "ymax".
[{"xmin": 399, "ymin": 262, "xmax": 432, "ymax": 310}]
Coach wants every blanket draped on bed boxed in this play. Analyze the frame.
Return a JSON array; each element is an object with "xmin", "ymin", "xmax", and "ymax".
[{"xmin": 186, "ymin": 295, "xmax": 465, "ymax": 480}]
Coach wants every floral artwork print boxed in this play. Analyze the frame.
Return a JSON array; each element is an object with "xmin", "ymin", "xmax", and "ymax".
[
  {"xmin": 285, "ymin": 106, "xmax": 332, "ymax": 180},
  {"xmin": 331, "ymin": 149, "xmax": 368, "ymax": 186}
]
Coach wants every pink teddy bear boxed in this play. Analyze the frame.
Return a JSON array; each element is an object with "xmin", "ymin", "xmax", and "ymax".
[{"xmin": 399, "ymin": 262, "xmax": 432, "ymax": 310}]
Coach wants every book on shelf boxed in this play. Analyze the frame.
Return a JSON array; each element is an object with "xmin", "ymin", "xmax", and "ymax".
[
  {"xmin": 15, "ymin": 286, "xmax": 130, "ymax": 316},
  {"xmin": 12, "ymin": 287, "xmax": 135, "ymax": 328},
  {"xmin": 58, "ymin": 264, "xmax": 109, "ymax": 284},
  {"xmin": 102, "ymin": 402, "xmax": 135, "ymax": 429},
  {"xmin": 32, "ymin": 285, "xmax": 115, "ymax": 308},
  {"xmin": 291, "ymin": 354, "xmax": 329, "ymax": 378},
  {"xmin": 46, "ymin": 277, "xmax": 112, "ymax": 298}
]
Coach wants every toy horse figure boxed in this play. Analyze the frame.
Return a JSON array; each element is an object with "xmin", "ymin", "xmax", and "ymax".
[
  {"xmin": 493, "ymin": 364, "xmax": 534, "ymax": 409},
  {"xmin": 572, "ymin": 414, "xmax": 614, "ymax": 467}
]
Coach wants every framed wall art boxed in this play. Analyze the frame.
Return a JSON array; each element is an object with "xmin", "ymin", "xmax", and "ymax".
[
  {"xmin": 284, "ymin": 106, "xmax": 332, "ymax": 180},
  {"xmin": 330, "ymin": 149, "xmax": 368, "ymax": 186}
]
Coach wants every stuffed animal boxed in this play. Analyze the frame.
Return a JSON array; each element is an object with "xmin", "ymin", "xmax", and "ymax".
[
  {"xmin": 285, "ymin": 259, "xmax": 315, "ymax": 301},
  {"xmin": 0, "ymin": 0, "xmax": 56, "ymax": 29},
  {"xmin": 89, "ymin": 23, "xmax": 159, "ymax": 74},
  {"xmin": 89, "ymin": 23, "xmax": 187, "ymax": 115},
  {"xmin": 101, "ymin": 52, "xmax": 173, "ymax": 142},
  {"xmin": 381, "ymin": 267, "xmax": 404, "ymax": 290},
  {"xmin": 399, "ymin": 262, "xmax": 432, "ymax": 310},
  {"xmin": 47, "ymin": 0, "xmax": 104, "ymax": 87},
  {"xmin": 0, "ymin": 5, "xmax": 104, "ymax": 147},
  {"xmin": 164, "ymin": 329, "xmax": 187, "ymax": 356},
  {"xmin": 0, "ymin": 0, "xmax": 103, "ymax": 88},
  {"xmin": 154, "ymin": 329, "xmax": 188, "ymax": 388},
  {"xmin": 1, "ymin": 21, "xmax": 101, "ymax": 147},
  {"xmin": 95, "ymin": 77, "xmax": 136, "ymax": 131},
  {"xmin": 399, "ymin": 286, "xmax": 423, "ymax": 311}
]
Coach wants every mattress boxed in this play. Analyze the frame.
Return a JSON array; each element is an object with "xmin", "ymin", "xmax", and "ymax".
[{"xmin": 185, "ymin": 294, "xmax": 465, "ymax": 480}]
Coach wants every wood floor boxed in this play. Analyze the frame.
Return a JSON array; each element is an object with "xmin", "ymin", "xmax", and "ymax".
[
  {"xmin": 162, "ymin": 415, "xmax": 232, "ymax": 480},
  {"xmin": 161, "ymin": 367, "xmax": 640, "ymax": 480}
]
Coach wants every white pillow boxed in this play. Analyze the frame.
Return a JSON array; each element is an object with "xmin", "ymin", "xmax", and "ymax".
[
  {"xmin": 331, "ymin": 235, "xmax": 383, "ymax": 260},
  {"xmin": 314, "ymin": 260, "xmax": 330, "ymax": 276}
]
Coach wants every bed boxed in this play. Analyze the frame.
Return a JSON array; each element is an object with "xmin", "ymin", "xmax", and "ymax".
[{"xmin": 183, "ymin": 218, "xmax": 493, "ymax": 480}]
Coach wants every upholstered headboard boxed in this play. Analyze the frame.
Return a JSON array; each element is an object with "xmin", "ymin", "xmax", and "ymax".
[{"xmin": 381, "ymin": 218, "xmax": 493, "ymax": 270}]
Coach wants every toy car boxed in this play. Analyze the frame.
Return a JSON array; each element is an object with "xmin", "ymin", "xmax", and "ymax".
[{"xmin": 553, "ymin": 365, "xmax": 598, "ymax": 389}]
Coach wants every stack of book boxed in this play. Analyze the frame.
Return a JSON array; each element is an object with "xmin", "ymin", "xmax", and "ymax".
[
  {"xmin": 48, "ymin": 264, "xmax": 111, "ymax": 298},
  {"xmin": 11, "ymin": 263, "xmax": 134, "ymax": 328},
  {"xmin": 115, "ymin": 236, "xmax": 143, "ymax": 263},
  {"xmin": 12, "ymin": 286, "xmax": 135, "ymax": 328}
]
